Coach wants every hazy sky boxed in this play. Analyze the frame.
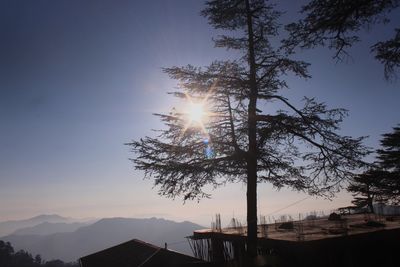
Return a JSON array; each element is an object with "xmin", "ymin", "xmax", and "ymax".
[{"xmin": 0, "ymin": 0, "xmax": 399, "ymax": 226}]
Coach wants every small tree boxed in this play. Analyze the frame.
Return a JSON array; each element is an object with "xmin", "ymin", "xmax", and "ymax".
[
  {"xmin": 128, "ymin": 0, "xmax": 367, "ymax": 261},
  {"xmin": 348, "ymin": 170, "xmax": 386, "ymax": 213},
  {"xmin": 284, "ymin": 0, "xmax": 400, "ymax": 80}
]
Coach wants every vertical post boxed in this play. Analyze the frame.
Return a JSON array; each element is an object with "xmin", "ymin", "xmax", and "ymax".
[{"xmin": 211, "ymin": 237, "xmax": 225, "ymax": 263}]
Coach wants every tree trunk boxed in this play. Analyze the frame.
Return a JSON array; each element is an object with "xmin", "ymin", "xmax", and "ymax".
[
  {"xmin": 246, "ymin": 158, "xmax": 258, "ymax": 259},
  {"xmin": 368, "ymin": 202, "xmax": 374, "ymax": 214},
  {"xmin": 367, "ymin": 192, "xmax": 374, "ymax": 213},
  {"xmin": 245, "ymin": 0, "xmax": 258, "ymax": 262}
]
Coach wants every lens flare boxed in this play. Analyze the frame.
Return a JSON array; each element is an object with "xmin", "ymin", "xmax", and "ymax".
[{"xmin": 189, "ymin": 103, "xmax": 205, "ymax": 123}]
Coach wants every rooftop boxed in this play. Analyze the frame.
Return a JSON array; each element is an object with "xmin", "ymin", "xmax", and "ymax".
[
  {"xmin": 192, "ymin": 213, "xmax": 400, "ymax": 242},
  {"xmin": 79, "ymin": 239, "xmax": 207, "ymax": 267}
]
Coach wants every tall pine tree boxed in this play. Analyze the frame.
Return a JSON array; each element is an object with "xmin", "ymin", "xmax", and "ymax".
[
  {"xmin": 128, "ymin": 0, "xmax": 367, "ymax": 262},
  {"xmin": 377, "ymin": 126, "xmax": 400, "ymax": 203}
]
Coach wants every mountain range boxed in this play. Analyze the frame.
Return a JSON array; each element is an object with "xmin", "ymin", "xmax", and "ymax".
[
  {"xmin": 0, "ymin": 214, "xmax": 73, "ymax": 237},
  {"xmin": 0, "ymin": 215, "xmax": 204, "ymax": 262},
  {"xmin": 11, "ymin": 221, "xmax": 88, "ymax": 236}
]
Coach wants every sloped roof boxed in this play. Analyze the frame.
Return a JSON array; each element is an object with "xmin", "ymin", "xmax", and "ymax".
[{"xmin": 79, "ymin": 239, "xmax": 207, "ymax": 267}]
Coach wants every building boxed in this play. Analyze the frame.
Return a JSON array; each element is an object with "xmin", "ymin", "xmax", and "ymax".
[
  {"xmin": 188, "ymin": 214, "xmax": 400, "ymax": 267},
  {"xmin": 79, "ymin": 239, "xmax": 212, "ymax": 267}
]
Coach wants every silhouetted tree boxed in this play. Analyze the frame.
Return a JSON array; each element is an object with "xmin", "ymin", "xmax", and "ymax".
[
  {"xmin": 13, "ymin": 250, "xmax": 37, "ymax": 267},
  {"xmin": 348, "ymin": 170, "xmax": 386, "ymax": 213},
  {"xmin": 43, "ymin": 260, "xmax": 76, "ymax": 267},
  {"xmin": 377, "ymin": 126, "xmax": 400, "ymax": 170},
  {"xmin": 349, "ymin": 126, "xmax": 400, "ymax": 208},
  {"xmin": 285, "ymin": 0, "xmax": 400, "ymax": 79},
  {"xmin": 0, "ymin": 240, "xmax": 78, "ymax": 267},
  {"xmin": 0, "ymin": 241, "xmax": 14, "ymax": 267},
  {"xmin": 372, "ymin": 29, "xmax": 400, "ymax": 80},
  {"xmin": 34, "ymin": 255, "xmax": 42, "ymax": 266},
  {"xmin": 376, "ymin": 125, "xmax": 400, "ymax": 203},
  {"xmin": 128, "ymin": 0, "xmax": 367, "ymax": 262}
]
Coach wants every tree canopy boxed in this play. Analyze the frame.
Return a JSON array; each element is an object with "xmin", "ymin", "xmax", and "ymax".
[
  {"xmin": 377, "ymin": 126, "xmax": 400, "ymax": 171},
  {"xmin": 348, "ymin": 125, "xmax": 400, "ymax": 209},
  {"xmin": 376, "ymin": 125, "xmax": 400, "ymax": 203},
  {"xmin": 0, "ymin": 240, "xmax": 78, "ymax": 267},
  {"xmin": 348, "ymin": 169, "xmax": 387, "ymax": 213},
  {"xmin": 284, "ymin": 0, "xmax": 400, "ymax": 80},
  {"xmin": 128, "ymin": 0, "xmax": 368, "ymax": 260}
]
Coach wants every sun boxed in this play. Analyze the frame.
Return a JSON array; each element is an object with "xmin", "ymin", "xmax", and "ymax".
[
  {"xmin": 180, "ymin": 91, "xmax": 215, "ymax": 138},
  {"xmin": 180, "ymin": 96, "xmax": 209, "ymax": 137},
  {"xmin": 188, "ymin": 103, "xmax": 205, "ymax": 123}
]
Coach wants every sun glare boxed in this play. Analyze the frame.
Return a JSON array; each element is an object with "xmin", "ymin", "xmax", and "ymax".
[
  {"xmin": 180, "ymin": 92, "xmax": 213, "ymax": 137},
  {"xmin": 189, "ymin": 103, "xmax": 205, "ymax": 123}
]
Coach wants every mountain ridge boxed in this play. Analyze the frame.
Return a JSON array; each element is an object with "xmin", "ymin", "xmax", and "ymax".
[
  {"xmin": 0, "ymin": 214, "xmax": 72, "ymax": 237},
  {"xmin": 11, "ymin": 221, "xmax": 89, "ymax": 236},
  {"xmin": 2, "ymin": 216, "xmax": 204, "ymax": 262}
]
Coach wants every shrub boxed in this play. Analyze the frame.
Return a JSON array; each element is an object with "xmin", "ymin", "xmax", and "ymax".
[
  {"xmin": 278, "ymin": 222, "xmax": 294, "ymax": 230},
  {"xmin": 328, "ymin": 212, "xmax": 341, "ymax": 221}
]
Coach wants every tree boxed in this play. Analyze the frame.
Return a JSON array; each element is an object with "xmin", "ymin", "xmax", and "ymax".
[
  {"xmin": 0, "ymin": 240, "xmax": 78, "ymax": 267},
  {"xmin": 128, "ymin": 0, "xmax": 367, "ymax": 262},
  {"xmin": 0, "ymin": 241, "xmax": 14, "ymax": 267},
  {"xmin": 372, "ymin": 29, "xmax": 400, "ymax": 80},
  {"xmin": 13, "ymin": 250, "xmax": 37, "ymax": 267},
  {"xmin": 34, "ymin": 255, "xmax": 42, "ymax": 266},
  {"xmin": 284, "ymin": 0, "xmax": 400, "ymax": 80},
  {"xmin": 377, "ymin": 126, "xmax": 400, "ymax": 171},
  {"xmin": 348, "ymin": 126, "xmax": 400, "ymax": 208},
  {"xmin": 376, "ymin": 125, "xmax": 400, "ymax": 203},
  {"xmin": 347, "ymin": 169, "xmax": 386, "ymax": 213}
]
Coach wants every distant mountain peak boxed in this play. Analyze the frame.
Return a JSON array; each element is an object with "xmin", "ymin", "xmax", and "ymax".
[
  {"xmin": 0, "ymin": 214, "xmax": 72, "ymax": 237},
  {"xmin": 31, "ymin": 214, "xmax": 67, "ymax": 220}
]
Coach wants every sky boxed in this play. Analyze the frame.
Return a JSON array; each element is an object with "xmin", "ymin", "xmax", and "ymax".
[{"xmin": 0, "ymin": 0, "xmax": 399, "ymax": 227}]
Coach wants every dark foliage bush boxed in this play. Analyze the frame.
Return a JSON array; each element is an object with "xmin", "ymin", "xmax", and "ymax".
[
  {"xmin": 278, "ymin": 222, "xmax": 294, "ymax": 230},
  {"xmin": 0, "ymin": 240, "xmax": 78, "ymax": 267},
  {"xmin": 328, "ymin": 212, "xmax": 341, "ymax": 221}
]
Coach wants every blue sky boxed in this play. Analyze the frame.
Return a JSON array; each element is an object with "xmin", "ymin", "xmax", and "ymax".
[{"xmin": 0, "ymin": 0, "xmax": 399, "ymax": 226}]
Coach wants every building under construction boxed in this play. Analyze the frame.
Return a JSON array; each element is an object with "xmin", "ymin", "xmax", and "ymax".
[{"xmin": 188, "ymin": 213, "xmax": 400, "ymax": 267}]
